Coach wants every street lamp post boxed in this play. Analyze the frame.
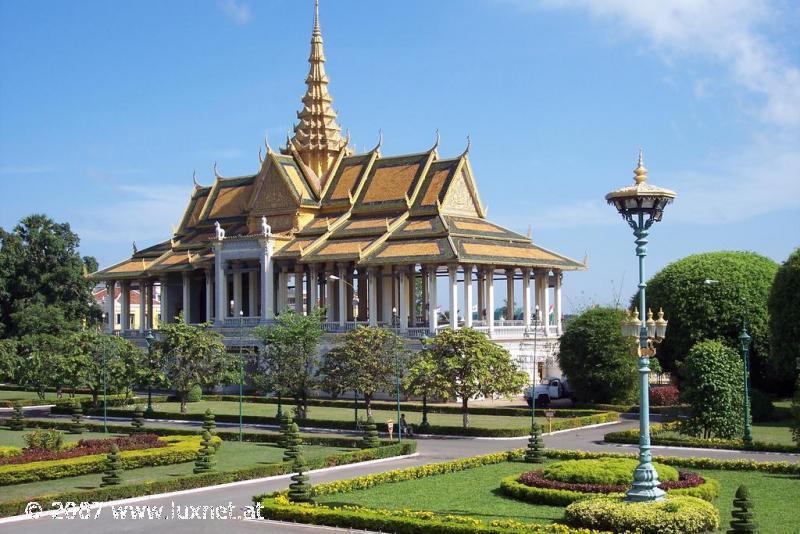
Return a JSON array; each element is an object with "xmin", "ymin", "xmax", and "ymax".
[
  {"xmin": 606, "ymin": 150, "xmax": 676, "ymax": 503},
  {"xmin": 145, "ymin": 330, "xmax": 155, "ymax": 416},
  {"xmin": 101, "ymin": 312, "xmax": 108, "ymax": 434},
  {"xmin": 531, "ymin": 305, "xmax": 540, "ymax": 428},
  {"xmin": 237, "ymin": 306, "xmax": 245, "ymax": 443}
]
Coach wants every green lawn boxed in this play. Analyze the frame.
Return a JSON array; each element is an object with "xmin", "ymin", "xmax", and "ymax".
[
  {"xmin": 0, "ymin": 428, "xmax": 121, "ymax": 447},
  {"xmin": 1, "ymin": 440, "xmax": 352, "ymax": 502},
  {"xmin": 118, "ymin": 400, "xmax": 546, "ymax": 430},
  {"xmin": 314, "ymin": 460, "xmax": 800, "ymax": 534},
  {"xmin": 658, "ymin": 422, "xmax": 795, "ymax": 447}
]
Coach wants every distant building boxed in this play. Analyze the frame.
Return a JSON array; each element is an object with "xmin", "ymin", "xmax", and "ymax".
[{"xmin": 92, "ymin": 285, "xmax": 161, "ymax": 332}]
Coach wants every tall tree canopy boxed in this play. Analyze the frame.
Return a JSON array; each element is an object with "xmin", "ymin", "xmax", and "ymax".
[
  {"xmin": 426, "ymin": 327, "xmax": 527, "ymax": 428},
  {"xmin": 0, "ymin": 214, "xmax": 99, "ymax": 337},
  {"xmin": 768, "ymin": 247, "xmax": 800, "ymax": 394},
  {"xmin": 639, "ymin": 251, "xmax": 778, "ymax": 389},
  {"xmin": 318, "ymin": 326, "xmax": 408, "ymax": 418},
  {"xmin": 557, "ymin": 307, "xmax": 638, "ymax": 404}
]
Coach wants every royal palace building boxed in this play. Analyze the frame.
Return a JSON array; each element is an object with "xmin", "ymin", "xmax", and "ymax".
[{"xmin": 90, "ymin": 1, "xmax": 586, "ymax": 379}]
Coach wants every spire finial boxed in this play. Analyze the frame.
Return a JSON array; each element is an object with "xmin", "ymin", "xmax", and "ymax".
[
  {"xmin": 462, "ymin": 134, "xmax": 471, "ymax": 156},
  {"xmin": 634, "ymin": 148, "xmax": 648, "ymax": 184},
  {"xmin": 371, "ymin": 129, "xmax": 383, "ymax": 153},
  {"xmin": 432, "ymin": 129, "xmax": 440, "ymax": 151},
  {"xmin": 213, "ymin": 161, "xmax": 222, "ymax": 179},
  {"xmin": 313, "ymin": 0, "xmax": 320, "ymax": 35},
  {"xmin": 192, "ymin": 170, "xmax": 200, "ymax": 188}
]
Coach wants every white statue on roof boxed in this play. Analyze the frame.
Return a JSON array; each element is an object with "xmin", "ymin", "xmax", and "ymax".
[
  {"xmin": 214, "ymin": 221, "xmax": 225, "ymax": 240},
  {"xmin": 261, "ymin": 216, "xmax": 272, "ymax": 237}
]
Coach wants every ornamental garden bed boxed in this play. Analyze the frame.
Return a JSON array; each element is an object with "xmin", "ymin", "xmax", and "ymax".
[
  {"xmin": 255, "ymin": 449, "xmax": 800, "ymax": 534},
  {"xmin": 80, "ymin": 400, "xmax": 618, "ymax": 437},
  {"xmin": 604, "ymin": 421, "xmax": 799, "ymax": 452}
]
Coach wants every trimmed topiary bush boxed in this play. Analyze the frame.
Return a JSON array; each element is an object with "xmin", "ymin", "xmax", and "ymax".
[
  {"xmin": 525, "ymin": 422, "xmax": 545, "ymax": 463},
  {"xmin": 283, "ymin": 423, "xmax": 302, "ymax": 462},
  {"xmin": 277, "ymin": 412, "xmax": 293, "ymax": 449},
  {"xmin": 728, "ymin": 484, "xmax": 757, "ymax": 533},
  {"xmin": 641, "ymin": 251, "xmax": 778, "ymax": 391},
  {"xmin": 557, "ymin": 307, "xmax": 637, "ymax": 404},
  {"xmin": 768, "ymin": 247, "xmax": 800, "ymax": 395},
  {"xmin": 202, "ymin": 408, "xmax": 216, "ymax": 436},
  {"xmin": 186, "ymin": 384, "xmax": 203, "ymax": 403},
  {"xmin": 680, "ymin": 340, "xmax": 744, "ymax": 439},
  {"xmin": 360, "ymin": 416, "xmax": 380, "ymax": 449},
  {"xmin": 69, "ymin": 402, "xmax": 86, "ymax": 434},
  {"xmin": 130, "ymin": 405, "xmax": 145, "ymax": 432},
  {"xmin": 564, "ymin": 495, "xmax": 720, "ymax": 534},
  {"xmin": 193, "ymin": 430, "xmax": 216, "ymax": 474},
  {"xmin": 287, "ymin": 453, "xmax": 311, "ymax": 503},
  {"xmin": 8, "ymin": 401, "xmax": 24, "ymax": 431},
  {"xmin": 100, "ymin": 444, "xmax": 122, "ymax": 486}
]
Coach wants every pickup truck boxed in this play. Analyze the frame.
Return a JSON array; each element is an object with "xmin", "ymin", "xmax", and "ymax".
[{"xmin": 524, "ymin": 377, "xmax": 570, "ymax": 407}]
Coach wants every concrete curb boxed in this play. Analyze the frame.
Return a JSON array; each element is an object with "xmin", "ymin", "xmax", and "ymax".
[{"xmin": 605, "ymin": 441, "xmax": 800, "ymax": 457}]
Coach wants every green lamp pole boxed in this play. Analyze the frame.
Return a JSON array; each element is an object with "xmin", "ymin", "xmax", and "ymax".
[
  {"xmin": 530, "ymin": 305, "xmax": 539, "ymax": 428},
  {"xmin": 739, "ymin": 324, "xmax": 753, "ymax": 445},
  {"xmin": 145, "ymin": 330, "xmax": 155, "ymax": 416},
  {"xmin": 101, "ymin": 312, "xmax": 108, "ymax": 434},
  {"xmin": 395, "ymin": 349, "xmax": 402, "ymax": 442},
  {"xmin": 606, "ymin": 150, "xmax": 676, "ymax": 503},
  {"xmin": 237, "ymin": 306, "xmax": 245, "ymax": 443}
]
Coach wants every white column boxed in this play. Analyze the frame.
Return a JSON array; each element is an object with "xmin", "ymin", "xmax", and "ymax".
[
  {"xmin": 120, "ymin": 281, "xmax": 130, "ymax": 332},
  {"xmin": 205, "ymin": 269, "xmax": 214, "ymax": 323},
  {"xmin": 160, "ymin": 277, "xmax": 170, "ymax": 324},
  {"xmin": 448, "ymin": 265, "xmax": 458, "ymax": 330},
  {"xmin": 260, "ymin": 240, "xmax": 275, "ymax": 321},
  {"xmin": 278, "ymin": 266, "xmax": 288, "ymax": 313},
  {"xmin": 428, "ymin": 266, "xmax": 438, "ymax": 335},
  {"xmin": 248, "ymin": 271, "xmax": 258, "ymax": 317},
  {"xmin": 408, "ymin": 267, "xmax": 416, "ymax": 326},
  {"xmin": 232, "ymin": 266, "xmax": 243, "ymax": 317},
  {"xmin": 476, "ymin": 269, "xmax": 484, "ymax": 322},
  {"xmin": 398, "ymin": 268, "xmax": 408, "ymax": 331},
  {"xmin": 105, "ymin": 281, "xmax": 116, "ymax": 333},
  {"xmin": 542, "ymin": 270, "xmax": 551, "ymax": 334},
  {"xmin": 308, "ymin": 266, "xmax": 318, "ymax": 311},
  {"xmin": 325, "ymin": 269, "xmax": 335, "ymax": 321},
  {"xmin": 295, "ymin": 267, "xmax": 304, "ymax": 314},
  {"xmin": 554, "ymin": 269, "xmax": 563, "ymax": 334},
  {"xmin": 368, "ymin": 268, "xmax": 378, "ymax": 326},
  {"xmin": 338, "ymin": 263, "xmax": 347, "ymax": 326},
  {"xmin": 214, "ymin": 245, "xmax": 226, "ymax": 324},
  {"xmin": 486, "ymin": 267, "xmax": 495, "ymax": 337},
  {"xmin": 522, "ymin": 268, "xmax": 531, "ymax": 328},
  {"xmin": 381, "ymin": 266, "xmax": 393, "ymax": 324},
  {"xmin": 182, "ymin": 271, "xmax": 191, "ymax": 323},
  {"xmin": 505, "ymin": 268, "xmax": 515, "ymax": 321},
  {"xmin": 147, "ymin": 282, "xmax": 154, "ymax": 328},
  {"xmin": 463, "ymin": 265, "xmax": 473, "ymax": 328},
  {"xmin": 138, "ymin": 279, "xmax": 147, "ymax": 333}
]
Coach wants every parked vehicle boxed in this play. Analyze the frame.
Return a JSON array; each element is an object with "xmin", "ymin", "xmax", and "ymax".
[{"xmin": 524, "ymin": 377, "xmax": 570, "ymax": 407}]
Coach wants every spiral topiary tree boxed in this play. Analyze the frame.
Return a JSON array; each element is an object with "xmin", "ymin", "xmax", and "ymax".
[
  {"xmin": 100, "ymin": 444, "xmax": 122, "ymax": 486},
  {"xmin": 8, "ymin": 401, "xmax": 24, "ymax": 431},
  {"xmin": 360, "ymin": 415, "xmax": 380, "ymax": 449},
  {"xmin": 130, "ymin": 405, "xmax": 145, "ymax": 433},
  {"xmin": 193, "ymin": 430, "xmax": 217, "ymax": 474},
  {"xmin": 282, "ymin": 423, "xmax": 302, "ymax": 462},
  {"xmin": 202, "ymin": 408, "xmax": 216, "ymax": 436},
  {"xmin": 287, "ymin": 453, "xmax": 311, "ymax": 503},
  {"xmin": 525, "ymin": 421, "xmax": 545, "ymax": 463},
  {"xmin": 728, "ymin": 484, "xmax": 757, "ymax": 533},
  {"xmin": 277, "ymin": 411, "xmax": 293, "ymax": 448},
  {"xmin": 69, "ymin": 401, "xmax": 86, "ymax": 434}
]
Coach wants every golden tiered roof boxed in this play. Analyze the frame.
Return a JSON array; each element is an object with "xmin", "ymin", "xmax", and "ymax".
[{"xmin": 90, "ymin": 1, "xmax": 585, "ymax": 282}]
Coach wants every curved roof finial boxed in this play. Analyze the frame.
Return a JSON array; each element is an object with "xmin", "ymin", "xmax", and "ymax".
[
  {"xmin": 192, "ymin": 169, "xmax": 200, "ymax": 188},
  {"xmin": 462, "ymin": 134, "xmax": 471, "ymax": 156},
  {"xmin": 258, "ymin": 147, "xmax": 263, "ymax": 164},
  {"xmin": 371, "ymin": 129, "xmax": 383, "ymax": 153},
  {"xmin": 432, "ymin": 129, "xmax": 440, "ymax": 151},
  {"xmin": 265, "ymin": 134, "xmax": 272, "ymax": 154},
  {"xmin": 634, "ymin": 148, "xmax": 648, "ymax": 184},
  {"xmin": 344, "ymin": 128, "xmax": 351, "ymax": 147},
  {"xmin": 213, "ymin": 161, "xmax": 222, "ymax": 179}
]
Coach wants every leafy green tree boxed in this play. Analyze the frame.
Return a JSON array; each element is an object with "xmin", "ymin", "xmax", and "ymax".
[
  {"xmin": 403, "ymin": 349, "xmax": 449, "ymax": 430},
  {"xmin": 680, "ymin": 340, "xmax": 744, "ymax": 439},
  {"xmin": 791, "ymin": 375, "xmax": 800, "ymax": 448},
  {"xmin": 0, "ymin": 214, "xmax": 99, "ymax": 337},
  {"xmin": 0, "ymin": 339, "xmax": 19, "ymax": 382},
  {"xmin": 557, "ymin": 307, "xmax": 637, "ymax": 404},
  {"xmin": 156, "ymin": 318, "xmax": 237, "ymax": 413},
  {"xmin": 319, "ymin": 326, "xmax": 408, "ymax": 418},
  {"xmin": 768, "ymin": 247, "xmax": 800, "ymax": 393},
  {"xmin": 74, "ymin": 329, "xmax": 145, "ymax": 406},
  {"xmin": 641, "ymin": 251, "xmax": 778, "ymax": 390},
  {"xmin": 253, "ymin": 310, "xmax": 324, "ymax": 420},
  {"xmin": 14, "ymin": 333, "xmax": 74, "ymax": 398},
  {"xmin": 426, "ymin": 327, "xmax": 527, "ymax": 428}
]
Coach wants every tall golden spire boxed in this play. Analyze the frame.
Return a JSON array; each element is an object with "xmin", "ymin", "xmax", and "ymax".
[{"xmin": 289, "ymin": 0, "xmax": 348, "ymax": 179}]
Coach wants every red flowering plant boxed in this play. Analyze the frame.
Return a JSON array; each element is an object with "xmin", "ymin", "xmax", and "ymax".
[
  {"xmin": 650, "ymin": 385, "xmax": 680, "ymax": 406},
  {"xmin": 518, "ymin": 469, "xmax": 705, "ymax": 493},
  {"xmin": 0, "ymin": 434, "xmax": 165, "ymax": 465}
]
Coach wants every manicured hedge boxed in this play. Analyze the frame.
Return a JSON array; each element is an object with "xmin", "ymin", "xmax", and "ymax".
[
  {"xmin": 604, "ymin": 422, "xmax": 799, "ymax": 453},
  {"xmin": 200, "ymin": 394, "xmax": 606, "ymax": 418},
  {"xmin": 0, "ymin": 446, "xmax": 21, "ymax": 458},
  {"xmin": 258, "ymin": 494, "xmax": 605, "ymax": 534},
  {"xmin": 76, "ymin": 407, "xmax": 618, "ymax": 437},
  {"xmin": 0, "ymin": 435, "xmax": 217, "ymax": 485},
  {"xmin": 564, "ymin": 495, "xmax": 719, "ymax": 534},
  {"xmin": 572, "ymin": 402, "xmax": 689, "ymax": 415},
  {"xmin": 0, "ymin": 441, "xmax": 415, "ymax": 518}
]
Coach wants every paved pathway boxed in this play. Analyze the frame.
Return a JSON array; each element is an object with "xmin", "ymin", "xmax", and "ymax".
[{"xmin": 1, "ymin": 418, "xmax": 796, "ymax": 534}]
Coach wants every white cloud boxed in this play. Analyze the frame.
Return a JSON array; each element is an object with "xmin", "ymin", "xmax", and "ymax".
[
  {"xmin": 217, "ymin": 0, "xmax": 251, "ymax": 25},
  {"xmin": 500, "ymin": 0, "xmax": 800, "ymax": 127}
]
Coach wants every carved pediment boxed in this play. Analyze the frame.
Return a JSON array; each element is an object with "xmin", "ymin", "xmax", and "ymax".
[
  {"xmin": 250, "ymin": 165, "xmax": 299, "ymax": 213},
  {"xmin": 441, "ymin": 170, "xmax": 479, "ymax": 216}
]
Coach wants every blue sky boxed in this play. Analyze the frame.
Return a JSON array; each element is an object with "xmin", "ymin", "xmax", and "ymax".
[{"xmin": 1, "ymin": 0, "xmax": 798, "ymax": 312}]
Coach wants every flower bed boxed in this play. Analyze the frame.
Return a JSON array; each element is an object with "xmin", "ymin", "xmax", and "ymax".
[
  {"xmin": 564, "ymin": 495, "xmax": 719, "ymax": 534},
  {"xmin": 0, "ymin": 434, "xmax": 165, "ymax": 465},
  {"xmin": 0, "ymin": 434, "xmax": 218, "ymax": 485}
]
